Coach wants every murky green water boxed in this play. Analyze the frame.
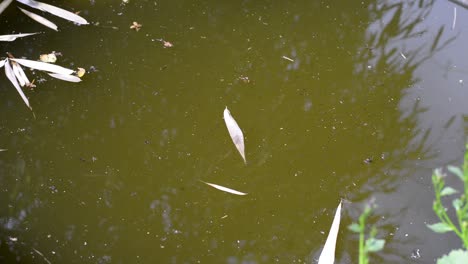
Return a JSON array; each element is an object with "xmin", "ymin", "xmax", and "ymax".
[{"xmin": 2, "ymin": 0, "xmax": 468, "ymax": 263}]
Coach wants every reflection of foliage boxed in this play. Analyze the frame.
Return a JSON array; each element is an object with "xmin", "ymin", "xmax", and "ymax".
[
  {"xmin": 350, "ymin": 0, "xmax": 454, "ymax": 194},
  {"xmin": 362, "ymin": 0, "xmax": 455, "ymax": 74}
]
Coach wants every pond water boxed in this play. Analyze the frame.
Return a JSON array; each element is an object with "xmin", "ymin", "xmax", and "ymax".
[{"xmin": 1, "ymin": 0, "xmax": 468, "ymax": 263}]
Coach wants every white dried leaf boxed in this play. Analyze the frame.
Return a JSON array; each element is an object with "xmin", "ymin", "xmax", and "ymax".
[
  {"xmin": 0, "ymin": 32, "xmax": 39, "ymax": 41},
  {"xmin": 0, "ymin": 59, "xmax": 5, "ymax": 68},
  {"xmin": 11, "ymin": 58, "xmax": 74, "ymax": 75},
  {"xmin": 224, "ymin": 107, "xmax": 246, "ymax": 164},
  {"xmin": 318, "ymin": 201, "xmax": 342, "ymax": 264},
  {"xmin": 11, "ymin": 62, "xmax": 30, "ymax": 86},
  {"xmin": 18, "ymin": 7, "xmax": 58, "ymax": 31},
  {"xmin": 4, "ymin": 59, "xmax": 31, "ymax": 110},
  {"xmin": 16, "ymin": 0, "xmax": 88, "ymax": 25},
  {"xmin": 48, "ymin": 73, "xmax": 81, "ymax": 82},
  {"xmin": 201, "ymin": 181, "xmax": 247, "ymax": 196},
  {"xmin": 0, "ymin": 0, "xmax": 13, "ymax": 15}
]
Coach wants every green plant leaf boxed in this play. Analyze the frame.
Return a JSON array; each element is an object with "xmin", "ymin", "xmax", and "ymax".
[
  {"xmin": 447, "ymin": 165, "xmax": 464, "ymax": 181},
  {"xmin": 427, "ymin": 222, "xmax": 453, "ymax": 233},
  {"xmin": 347, "ymin": 223, "xmax": 361, "ymax": 233},
  {"xmin": 452, "ymin": 198, "xmax": 462, "ymax": 211},
  {"xmin": 440, "ymin": 187, "xmax": 458, "ymax": 196},
  {"xmin": 437, "ymin": 249, "xmax": 468, "ymax": 264},
  {"xmin": 365, "ymin": 238, "xmax": 385, "ymax": 252}
]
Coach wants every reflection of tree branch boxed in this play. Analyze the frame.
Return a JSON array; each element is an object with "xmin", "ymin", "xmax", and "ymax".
[{"xmin": 449, "ymin": 0, "xmax": 468, "ymax": 9}]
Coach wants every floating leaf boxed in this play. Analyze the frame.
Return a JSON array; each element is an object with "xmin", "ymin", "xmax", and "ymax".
[
  {"xmin": 427, "ymin": 222, "xmax": 453, "ymax": 233},
  {"xmin": 11, "ymin": 58, "xmax": 74, "ymax": 75},
  {"xmin": 39, "ymin": 53, "xmax": 57, "ymax": 63},
  {"xmin": 130, "ymin": 21, "xmax": 142, "ymax": 31},
  {"xmin": 437, "ymin": 249, "xmax": 468, "ymax": 264},
  {"xmin": 18, "ymin": 7, "xmax": 58, "ymax": 31},
  {"xmin": 11, "ymin": 61, "xmax": 30, "ymax": 86},
  {"xmin": 0, "ymin": 32, "xmax": 39, "ymax": 41},
  {"xmin": 16, "ymin": 0, "xmax": 88, "ymax": 25},
  {"xmin": 0, "ymin": 0, "xmax": 13, "ymax": 15},
  {"xmin": 76, "ymin": 67, "xmax": 85, "ymax": 77},
  {"xmin": 365, "ymin": 238, "xmax": 385, "ymax": 252},
  {"xmin": 200, "ymin": 180, "xmax": 247, "ymax": 196},
  {"xmin": 4, "ymin": 59, "xmax": 31, "ymax": 110},
  {"xmin": 318, "ymin": 201, "xmax": 342, "ymax": 264},
  {"xmin": 48, "ymin": 73, "xmax": 81, "ymax": 82},
  {"xmin": 440, "ymin": 187, "xmax": 458, "ymax": 196},
  {"xmin": 224, "ymin": 107, "xmax": 246, "ymax": 164},
  {"xmin": 0, "ymin": 149, "xmax": 7, "ymax": 152}
]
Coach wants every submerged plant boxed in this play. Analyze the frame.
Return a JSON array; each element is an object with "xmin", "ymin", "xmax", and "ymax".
[
  {"xmin": 428, "ymin": 144, "xmax": 468, "ymax": 263},
  {"xmin": 348, "ymin": 203, "xmax": 385, "ymax": 264}
]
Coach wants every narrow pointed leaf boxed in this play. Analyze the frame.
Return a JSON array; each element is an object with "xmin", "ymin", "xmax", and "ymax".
[
  {"xmin": 0, "ymin": 32, "xmax": 39, "ymax": 41},
  {"xmin": 4, "ymin": 60, "xmax": 31, "ymax": 110},
  {"xmin": 318, "ymin": 201, "xmax": 342, "ymax": 264},
  {"xmin": 437, "ymin": 249, "xmax": 468, "ymax": 264},
  {"xmin": 15, "ymin": 62, "xmax": 30, "ymax": 85},
  {"xmin": 224, "ymin": 107, "xmax": 246, "ymax": 163},
  {"xmin": 11, "ymin": 62, "xmax": 30, "ymax": 86},
  {"xmin": 16, "ymin": 0, "xmax": 88, "ymax": 25},
  {"xmin": 11, "ymin": 58, "xmax": 74, "ymax": 75},
  {"xmin": 18, "ymin": 7, "xmax": 58, "ymax": 31},
  {"xmin": 48, "ymin": 73, "xmax": 81, "ymax": 82},
  {"xmin": 427, "ymin": 222, "xmax": 453, "ymax": 233},
  {"xmin": 440, "ymin": 186, "xmax": 458, "ymax": 196},
  {"xmin": 0, "ymin": 0, "xmax": 13, "ymax": 15},
  {"xmin": 201, "ymin": 181, "xmax": 247, "ymax": 196},
  {"xmin": 447, "ymin": 165, "xmax": 464, "ymax": 181}
]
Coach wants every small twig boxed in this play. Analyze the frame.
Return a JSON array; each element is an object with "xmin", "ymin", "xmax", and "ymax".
[
  {"xmin": 32, "ymin": 248, "xmax": 52, "ymax": 264},
  {"xmin": 452, "ymin": 7, "xmax": 457, "ymax": 30},
  {"xmin": 281, "ymin": 55, "xmax": 294, "ymax": 62},
  {"xmin": 400, "ymin": 52, "xmax": 407, "ymax": 60}
]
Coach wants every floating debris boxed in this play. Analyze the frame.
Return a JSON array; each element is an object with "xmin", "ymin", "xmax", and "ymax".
[
  {"xmin": 19, "ymin": 7, "xmax": 58, "ymax": 31},
  {"xmin": 40, "ymin": 53, "xmax": 57, "ymax": 63},
  {"xmin": 318, "ymin": 201, "xmax": 342, "ymax": 264},
  {"xmin": 130, "ymin": 21, "xmax": 142, "ymax": 31},
  {"xmin": 0, "ymin": 32, "xmax": 39, "ymax": 42},
  {"xmin": 224, "ymin": 107, "xmax": 246, "ymax": 164},
  {"xmin": 282, "ymin": 55, "xmax": 294, "ymax": 62},
  {"xmin": 200, "ymin": 180, "xmax": 247, "ymax": 196},
  {"xmin": 48, "ymin": 73, "xmax": 81, "ymax": 82},
  {"xmin": 238, "ymin": 76, "xmax": 250, "ymax": 83},
  {"xmin": 76, "ymin": 67, "xmax": 86, "ymax": 77},
  {"xmin": 163, "ymin": 40, "xmax": 173, "ymax": 48}
]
